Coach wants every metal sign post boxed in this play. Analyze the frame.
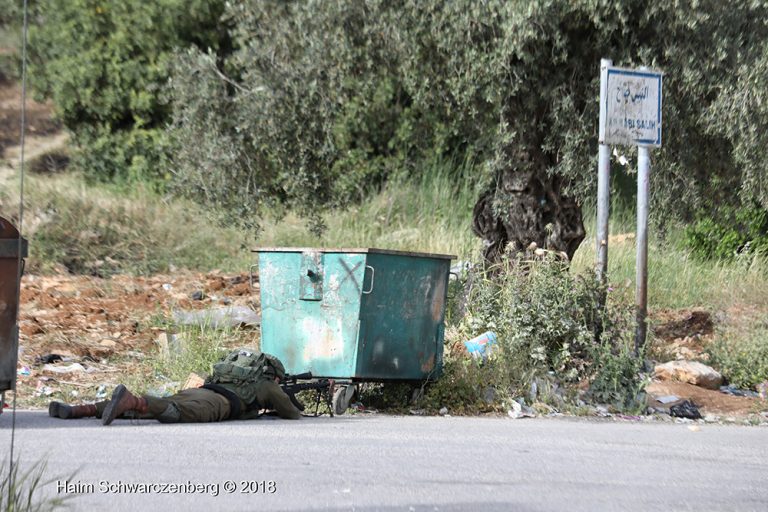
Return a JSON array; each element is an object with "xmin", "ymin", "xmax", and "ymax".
[
  {"xmin": 595, "ymin": 59, "xmax": 612, "ymax": 284},
  {"xmin": 598, "ymin": 62, "xmax": 662, "ymax": 355},
  {"xmin": 635, "ymin": 146, "xmax": 650, "ymax": 354}
]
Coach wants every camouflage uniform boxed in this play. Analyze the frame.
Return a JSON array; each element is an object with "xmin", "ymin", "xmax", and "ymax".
[
  {"xmin": 140, "ymin": 379, "xmax": 300, "ymax": 422},
  {"xmin": 50, "ymin": 369, "xmax": 301, "ymax": 423},
  {"xmin": 80, "ymin": 380, "xmax": 299, "ymax": 422}
]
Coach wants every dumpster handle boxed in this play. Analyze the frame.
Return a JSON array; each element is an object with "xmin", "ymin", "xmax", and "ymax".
[
  {"xmin": 249, "ymin": 264, "xmax": 258, "ymax": 289},
  {"xmin": 362, "ymin": 265, "xmax": 375, "ymax": 294}
]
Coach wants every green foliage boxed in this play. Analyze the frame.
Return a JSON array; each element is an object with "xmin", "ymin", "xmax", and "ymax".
[
  {"xmin": 436, "ymin": 255, "xmax": 644, "ymax": 411},
  {"xmin": 25, "ymin": 0, "xmax": 768, "ymax": 234},
  {"xmin": 0, "ymin": 0, "xmax": 20, "ymax": 83},
  {"xmin": 170, "ymin": 1, "xmax": 413, "ymax": 233},
  {"xmin": 257, "ymin": 158, "xmax": 480, "ymax": 258},
  {"xmin": 707, "ymin": 326, "xmax": 768, "ymax": 390},
  {"xmin": 0, "ymin": 49, "xmax": 16, "ymax": 84},
  {"xmin": 683, "ymin": 204, "xmax": 768, "ymax": 261},
  {"xmin": 1, "ymin": 457, "xmax": 74, "ymax": 512},
  {"xmin": 420, "ymin": 357, "xmax": 505, "ymax": 415},
  {"xmin": 392, "ymin": 255, "xmax": 648, "ymax": 415},
  {"xmin": 706, "ymin": 40, "xmax": 768, "ymax": 209},
  {"xmin": 0, "ymin": 0, "xmax": 20, "ymax": 26},
  {"xmin": 151, "ymin": 326, "xmax": 249, "ymax": 388},
  {"xmin": 587, "ymin": 333, "xmax": 647, "ymax": 409},
  {"xmin": 28, "ymin": 0, "xmax": 229, "ymax": 184},
  {"xmin": 169, "ymin": 0, "xmax": 768, "ymax": 234}
]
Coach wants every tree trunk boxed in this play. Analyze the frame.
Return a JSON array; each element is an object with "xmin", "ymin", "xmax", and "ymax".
[{"xmin": 472, "ymin": 167, "xmax": 585, "ymax": 264}]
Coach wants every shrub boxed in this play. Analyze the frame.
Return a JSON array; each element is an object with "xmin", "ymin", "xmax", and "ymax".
[
  {"xmin": 683, "ymin": 204, "xmax": 768, "ymax": 261},
  {"xmin": 707, "ymin": 327, "xmax": 768, "ymax": 390},
  {"xmin": 27, "ymin": 0, "xmax": 229, "ymax": 184},
  {"xmin": 433, "ymin": 255, "xmax": 645, "ymax": 411}
]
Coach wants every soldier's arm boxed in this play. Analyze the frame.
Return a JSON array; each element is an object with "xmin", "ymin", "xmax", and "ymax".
[{"xmin": 258, "ymin": 380, "xmax": 301, "ymax": 419}]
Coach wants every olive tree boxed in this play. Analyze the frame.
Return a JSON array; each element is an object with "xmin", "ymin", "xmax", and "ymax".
[{"xmin": 169, "ymin": 0, "xmax": 768, "ymax": 255}]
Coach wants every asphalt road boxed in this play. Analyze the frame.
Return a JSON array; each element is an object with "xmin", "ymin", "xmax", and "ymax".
[{"xmin": 1, "ymin": 411, "xmax": 767, "ymax": 511}]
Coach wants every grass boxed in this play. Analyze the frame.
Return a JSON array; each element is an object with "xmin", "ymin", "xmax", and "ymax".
[
  {"xmin": 257, "ymin": 159, "xmax": 482, "ymax": 260},
  {"xmin": 1, "ymin": 171, "xmax": 254, "ymax": 275},
  {"xmin": 1, "ymin": 457, "xmax": 74, "ymax": 512},
  {"xmin": 149, "ymin": 325, "xmax": 255, "ymax": 389},
  {"xmin": 707, "ymin": 323, "xmax": 768, "ymax": 389},
  {"xmin": 572, "ymin": 208, "xmax": 768, "ymax": 311},
  {"xmin": 5, "ymin": 157, "xmax": 481, "ymax": 275},
  {"xmin": 15, "ymin": 151, "xmax": 765, "ymax": 317}
]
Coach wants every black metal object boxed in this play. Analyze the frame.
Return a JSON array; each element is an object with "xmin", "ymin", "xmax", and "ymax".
[
  {"xmin": 0, "ymin": 216, "xmax": 27, "ymax": 394},
  {"xmin": 281, "ymin": 373, "xmax": 336, "ymax": 417}
]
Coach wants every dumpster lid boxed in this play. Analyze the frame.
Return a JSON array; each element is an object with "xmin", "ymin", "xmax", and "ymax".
[
  {"xmin": 0, "ymin": 216, "xmax": 28, "ymax": 258},
  {"xmin": 253, "ymin": 247, "xmax": 456, "ymax": 260}
]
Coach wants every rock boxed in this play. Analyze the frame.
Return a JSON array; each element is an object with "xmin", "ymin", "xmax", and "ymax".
[
  {"xmin": 88, "ymin": 340, "xmax": 117, "ymax": 358},
  {"xmin": 703, "ymin": 414, "xmax": 719, "ymax": 423},
  {"xmin": 653, "ymin": 360, "xmax": 723, "ymax": 390},
  {"xmin": 190, "ymin": 290, "xmax": 205, "ymax": 301},
  {"xmin": 757, "ymin": 381, "xmax": 768, "ymax": 400},
  {"xmin": 439, "ymin": 407, "xmax": 449, "ymax": 416},
  {"xmin": 52, "ymin": 283, "xmax": 79, "ymax": 298}
]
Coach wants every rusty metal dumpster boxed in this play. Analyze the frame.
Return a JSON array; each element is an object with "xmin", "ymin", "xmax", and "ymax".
[
  {"xmin": 255, "ymin": 248, "xmax": 455, "ymax": 383},
  {"xmin": 0, "ymin": 216, "xmax": 27, "ymax": 407}
]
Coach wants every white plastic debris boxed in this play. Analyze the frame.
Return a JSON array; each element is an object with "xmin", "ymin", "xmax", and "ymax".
[
  {"xmin": 172, "ymin": 306, "xmax": 261, "ymax": 329},
  {"xmin": 43, "ymin": 363, "xmax": 87, "ymax": 374}
]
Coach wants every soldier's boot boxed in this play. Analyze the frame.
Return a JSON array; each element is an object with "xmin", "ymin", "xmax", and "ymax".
[
  {"xmin": 102, "ymin": 385, "xmax": 148, "ymax": 426},
  {"xmin": 48, "ymin": 401, "xmax": 98, "ymax": 419}
]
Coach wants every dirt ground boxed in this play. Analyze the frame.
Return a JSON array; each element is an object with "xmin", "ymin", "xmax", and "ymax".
[
  {"xmin": 647, "ymin": 308, "xmax": 767, "ymax": 417},
  {"xmin": 646, "ymin": 381, "xmax": 760, "ymax": 417},
  {"xmin": 11, "ymin": 271, "xmax": 260, "ymax": 408}
]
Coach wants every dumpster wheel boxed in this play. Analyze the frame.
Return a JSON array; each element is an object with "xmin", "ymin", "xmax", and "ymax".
[{"xmin": 332, "ymin": 384, "xmax": 356, "ymax": 415}]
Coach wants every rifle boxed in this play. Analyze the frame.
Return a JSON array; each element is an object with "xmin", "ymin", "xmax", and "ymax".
[{"xmin": 280, "ymin": 372, "xmax": 335, "ymax": 417}]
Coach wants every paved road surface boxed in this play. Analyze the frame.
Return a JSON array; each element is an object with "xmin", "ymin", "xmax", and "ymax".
[{"xmin": 1, "ymin": 411, "xmax": 767, "ymax": 511}]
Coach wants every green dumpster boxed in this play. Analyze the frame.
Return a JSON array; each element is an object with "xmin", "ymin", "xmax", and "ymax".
[{"xmin": 255, "ymin": 248, "xmax": 455, "ymax": 381}]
